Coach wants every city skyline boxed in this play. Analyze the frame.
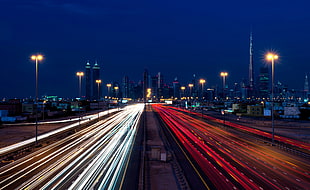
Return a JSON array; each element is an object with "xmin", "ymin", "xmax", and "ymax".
[{"xmin": 1, "ymin": 0, "xmax": 310, "ymax": 98}]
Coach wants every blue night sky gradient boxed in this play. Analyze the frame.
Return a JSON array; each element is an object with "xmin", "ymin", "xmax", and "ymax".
[{"xmin": 0, "ymin": 0, "xmax": 310, "ymax": 98}]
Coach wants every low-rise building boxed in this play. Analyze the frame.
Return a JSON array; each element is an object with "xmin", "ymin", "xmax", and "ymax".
[{"xmin": 247, "ymin": 105, "xmax": 264, "ymax": 117}]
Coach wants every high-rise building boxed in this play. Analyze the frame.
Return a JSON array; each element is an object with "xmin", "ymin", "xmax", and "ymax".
[
  {"xmin": 304, "ymin": 74, "xmax": 309, "ymax": 92},
  {"xmin": 85, "ymin": 61, "xmax": 91, "ymax": 100},
  {"xmin": 92, "ymin": 62, "xmax": 101, "ymax": 100},
  {"xmin": 258, "ymin": 66, "xmax": 269, "ymax": 98},
  {"xmin": 143, "ymin": 69, "xmax": 149, "ymax": 101},
  {"xmin": 304, "ymin": 74, "xmax": 309, "ymax": 100},
  {"xmin": 173, "ymin": 77, "xmax": 180, "ymax": 98},
  {"xmin": 157, "ymin": 72, "xmax": 164, "ymax": 99},
  {"xmin": 122, "ymin": 76, "xmax": 129, "ymax": 98},
  {"xmin": 191, "ymin": 74, "xmax": 198, "ymax": 98},
  {"xmin": 248, "ymin": 32, "xmax": 255, "ymax": 98},
  {"xmin": 249, "ymin": 32, "xmax": 254, "ymax": 89},
  {"xmin": 151, "ymin": 76, "xmax": 158, "ymax": 99}
]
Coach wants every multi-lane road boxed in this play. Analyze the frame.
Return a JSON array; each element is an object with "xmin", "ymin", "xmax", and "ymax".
[
  {"xmin": 153, "ymin": 104, "xmax": 310, "ymax": 190},
  {"xmin": 0, "ymin": 104, "xmax": 144, "ymax": 190},
  {"xmin": 0, "ymin": 103, "xmax": 309, "ymax": 189}
]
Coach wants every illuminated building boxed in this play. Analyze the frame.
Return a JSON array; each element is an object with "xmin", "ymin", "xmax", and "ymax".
[
  {"xmin": 249, "ymin": 32, "xmax": 254, "ymax": 90},
  {"xmin": 92, "ymin": 62, "xmax": 101, "ymax": 100},
  {"xmin": 247, "ymin": 32, "xmax": 256, "ymax": 98},
  {"xmin": 122, "ymin": 76, "xmax": 130, "ymax": 98},
  {"xmin": 173, "ymin": 77, "xmax": 180, "ymax": 98},
  {"xmin": 85, "ymin": 61, "xmax": 91, "ymax": 100},
  {"xmin": 258, "ymin": 66, "xmax": 269, "ymax": 98},
  {"xmin": 304, "ymin": 74, "xmax": 309, "ymax": 100}
]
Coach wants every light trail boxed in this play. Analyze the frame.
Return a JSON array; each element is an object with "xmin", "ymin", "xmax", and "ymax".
[
  {"xmin": 171, "ymin": 106, "xmax": 310, "ymax": 150},
  {"xmin": 153, "ymin": 104, "xmax": 310, "ymax": 190},
  {"xmin": 0, "ymin": 108, "xmax": 119, "ymax": 156},
  {"xmin": 0, "ymin": 104, "xmax": 144, "ymax": 190}
]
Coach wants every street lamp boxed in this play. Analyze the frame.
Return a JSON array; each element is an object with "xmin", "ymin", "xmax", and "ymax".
[
  {"xmin": 220, "ymin": 72, "xmax": 228, "ymax": 100},
  {"xmin": 114, "ymin": 86, "xmax": 119, "ymax": 110},
  {"xmin": 76, "ymin": 72, "xmax": 84, "ymax": 98},
  {"xmin": 114, "ymin": 86, "xmax": 119, "ymax": 98},
  {"xmin": 180, "ymin": 86, "xmax": 186, "ymax": 98},
  {"xmin": 76, "ymin": 72, "xmax": 84, "ymax": 124},
  {"xmin": 188, "ymin": 83, "xmax": 193, "ymax": 98},
  {"xmin": 96, "ymin": 79, "xmax": 102, "ymax": 100},
  {"xmin": 96, "ymin": 79, "xmax": 102, "ymax": 119},
  {"xmin": 106, "ymin": 83, "xmax": 112, "ymax": 114},
  {"xmin": 106, "ymin": 83, "xmax": 112, "ymax": 99},
  {"xmin": 31, "ymin": 54, "xmax": 43, "ymax": 145},
  {"xmin": 199, "ymin": 79, "xmax": 206, "ymax": 100},
  {"xmin": 266, "ymin": 52, "xmax": 279, "ymax": 145}
]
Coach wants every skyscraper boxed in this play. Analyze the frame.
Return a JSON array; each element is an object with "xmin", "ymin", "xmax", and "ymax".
[
  {"xmin": 304, "ymin": 74, "xmax": 309, "ymax": 100},
  {"xmin": 173, "ymin": 77, "xmax": 180, "ymax": 98},
  {"xmin": 249, "ymin": 32, "xmax": 255, "ymax": 92},
  {"xmin": 258, "ymin": 66, "xmax": 269, "ymax": 98},
  {"xmin": 304, "ymin": 74, "xmax": 309, "ymax": 92},
  {"xmin": 143, "ymin": 69, "xmax": 149, "ymax": 101},
  {"xmin": 85, "ymin": 61, "xmax": 91, "ymax": 100},
  {"xmin": 122, "ymin": 76, "xmax": 129, "ymax": 98},
  {"xmin": 92, "ymin": 62, "xmax": 101, "ymax": 100}
]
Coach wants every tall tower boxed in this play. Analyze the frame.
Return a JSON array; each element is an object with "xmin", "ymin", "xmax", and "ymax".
[
  {"xmin": 143, "ymin": 69, "xmax": 149, "ymax": 101},
  {"xmin": 304, "ymin": 74, "xmax": 309, "ymax": 92},
  {"xmin": 304, "ymin": 74, "xmax": 309, "ymax": 100},
  {"xmin": 92, "ymin": 61, "xmax": 101, "ymax": 100},
  {"xmin": 173, "ymin": 77, "xmax": 180, "ymax": 98},
  {"xmin": 249, "ymin": 32, "xmax": 254, "ymax": 90},
  {"xmin": 85, "ymin": 61, "xmax": 91, "ymax": 100},
  {"xmin": 122, "ymin": 76, "xmax": 129, "ymax": 98}
]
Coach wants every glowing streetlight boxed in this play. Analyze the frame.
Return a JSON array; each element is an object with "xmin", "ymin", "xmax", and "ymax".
[
  {"xmin": 31, "ymin": 54, "xmax": 43, "ymax": 145},
  {"xmin": 96, "ymin": 80, "xmax": 102, "ymax": 100},
  {"xmin": 96, "ymin": 80, "xmax": 102, "ymax": 119},
  {"xmin": 180, "ymin": 86, "xmax": 186, "ymax": 98},
  {"xmin": 199, "ymin": 79, "xmax": 206, "ymax": 100},
  {"xmin": 114, "ymin": 86, "xmax": 119, "ymax": 98},
  {"xmin": 76, "ymin": 72, "xmax": 84, "ymax": 98},
  {"xmin": 188, "ymin": 83, "xmax": 194, "ymax": 99},
  {"xmin": 106, "ymin": 83, "xmax": 112, "ymax": 99},
  {"xmin": 76, "ymin": 72, "xmax": 84, "ymax": 124},
  {"xmin": 220, "ymin": 72, "xmax": 228, "ymax": 100},
  {"xmin": 266, "ymin": 52, "xmax": 279, "ymax": 145}
]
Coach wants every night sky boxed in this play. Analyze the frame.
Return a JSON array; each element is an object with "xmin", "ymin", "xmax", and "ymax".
[{"xmin": 1, "ymin": 0, "xmax": 310, "ymax": 98}]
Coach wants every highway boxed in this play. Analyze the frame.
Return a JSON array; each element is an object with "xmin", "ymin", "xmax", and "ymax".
[
  {"xmin": 153, "ymin": 104, "xmax": 310, "ymax": 190},
  {"xmin": 0, "ymin": 104, "xmax": 144, "ymax": 190}
]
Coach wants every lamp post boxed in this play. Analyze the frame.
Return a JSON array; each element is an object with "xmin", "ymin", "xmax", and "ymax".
[
  {"xmin": 76, "ymin": 72, "xmax": 84, "ymax": 98},
  {"xmin": 114, "ymin": 86, "xmax": 119, "ymax": 110},
  {"xmin": 106, "ymin": 83, "xmax": 112, "ymax": 99},
  {"xmin": 266, "ymin": 52, "xmax": 279, "ymax": 145},
  {"xmin": 106, "ymin": 83, "xmax": 112, "ymax": 113},
  {"xmin": 31, "ymin": 54, "xmax": 43, "ymax": 145},
  {"xmin": 76, "ymin": 72, "xmax": 84, "ymax": 124},
  {"xmin": 199, "ymin": 79, "xmax": 206, "ymax": 100},
  {"xmin": 220, "ymin": 72, "xmax": 228, "ymax": 126},
  {"xmin": 188, "ymin": 83, "xmax": 193, "ymax": 99},
  {"xmin": 220, "ymin": 72, "xmax": 228, "ymax": 100},
  {"xmin": 180, "ymin": 86, "xmax": 186, "ymax": 99},
  {"xmin": 114, "ymin": 86, "xmax": 119, "ymax": 99},
  {"xmin": 199, "ymin": 79, "xmax": 206, "ymax": 118},
  {"xmin": 96, "ymin": 79, "xmax": 102, "ymax": 119}
]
